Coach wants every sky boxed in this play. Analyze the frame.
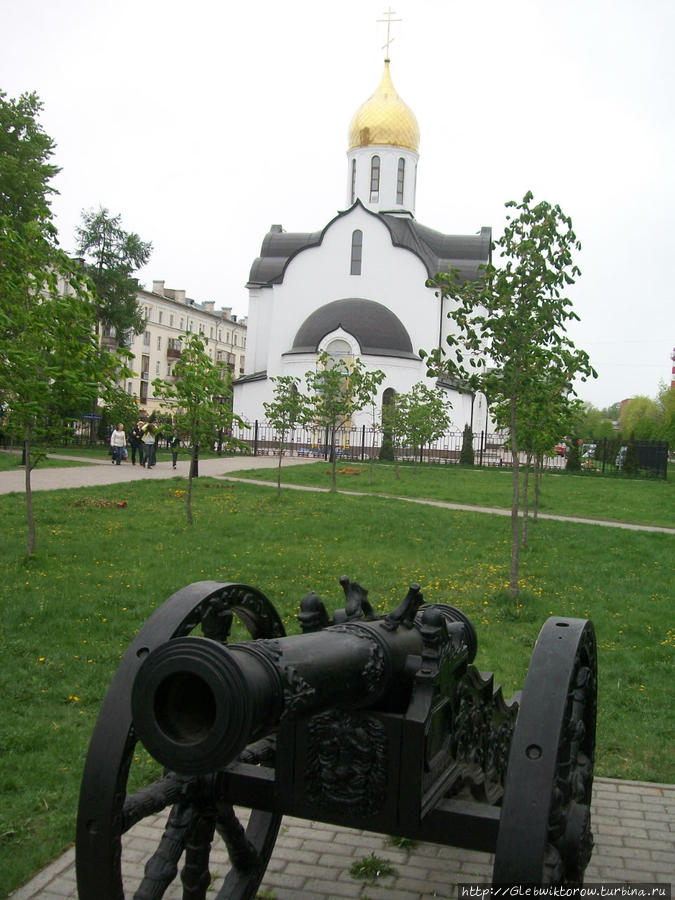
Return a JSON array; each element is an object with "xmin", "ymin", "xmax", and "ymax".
[{"xmin": 3, "ymin": 0, "xmax": 674, "ymax": 410}]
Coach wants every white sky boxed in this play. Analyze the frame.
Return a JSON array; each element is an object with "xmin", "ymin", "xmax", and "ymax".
[{"xmin": 3, "ymin": 0, "xmax": 674, "ymax": 409}]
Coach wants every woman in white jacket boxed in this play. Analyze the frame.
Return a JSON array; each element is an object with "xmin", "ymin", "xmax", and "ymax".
[{"xmin": 110, "ymin": 423, "xmax": 127, "ymax": 465}]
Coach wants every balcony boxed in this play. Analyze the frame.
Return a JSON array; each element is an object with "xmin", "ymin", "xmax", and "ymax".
[{"xmin": 167, "ymin": 339, "xmax": 182, "ymax": 360}]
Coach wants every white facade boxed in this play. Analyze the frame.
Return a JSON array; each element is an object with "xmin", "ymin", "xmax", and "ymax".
[
  {"xmin": 234, "ymin": 60, "xmax": 492, "ymax": 433},
  {"xmin": 109, "ymin": 281, "xmax": 247, "ymax": 415}
]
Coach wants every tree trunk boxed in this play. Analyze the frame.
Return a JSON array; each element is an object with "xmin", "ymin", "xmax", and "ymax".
[
  {"xmin": 277, "ymin": 436, "xmax": 283, "ymax": 497},
  {"xmin": 330, "ymin": 427, "xmax": 337, "ymax": 492},
  {"xmin": 521, "ymin": 453, "xmax": 532, "ymax": 548},
  {"xmin": 533, "ymin": 454, "xmax": 542, "ymax": 521},
  {"xmin": 509, "ymin": 398, "xmax": 520, "ymax": 599},
  {"xmin": 186, "ymin": 446, "xmax": 195, "ymax": 524},
  {"xmin": 24, "ymin": 425, "xmax": 36, "ymax": 558}
]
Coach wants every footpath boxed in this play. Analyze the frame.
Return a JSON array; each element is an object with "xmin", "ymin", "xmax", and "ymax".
[{"xmin": 3, "ymin": 453, "xmax": 674, "ymax": 896}]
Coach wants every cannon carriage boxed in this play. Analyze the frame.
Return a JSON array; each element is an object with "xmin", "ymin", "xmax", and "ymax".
[{"xmin": 76, "ymin": 577, "xmax": 597, "ymax": 898}]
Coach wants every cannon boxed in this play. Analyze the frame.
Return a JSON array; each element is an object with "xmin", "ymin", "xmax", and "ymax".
[{"xmin": 76, "ymin": 577, "xmax": 597, "ymax": 898}]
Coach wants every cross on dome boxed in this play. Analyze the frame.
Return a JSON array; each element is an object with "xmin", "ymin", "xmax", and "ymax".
[{"xmin": 377, "ymin": 7, "xmax": 402, "ymax": 60}]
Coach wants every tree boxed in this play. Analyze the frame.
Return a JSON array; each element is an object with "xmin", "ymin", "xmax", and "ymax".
[
  {"xmin": 303, "ymin": 350, "xmax": 384, "ymax": 492},
  {"xmin": 424, "ymin": 192, "xmax": 596, "ymax": 599},
  {"xmin": 656, "ymin": 382, "xmax": 675, "ymax": 446},
  {"xmin": 619, "ymin": 395, "xmax": 661, "ymax": 440},
  {"xmin": 263, "ymin": 375, "xmax": 305, "ymax": 496},
  {"xmin": 389, "ymin": 382, "xmax": 452, "ymax": 471},
  {"xmin": 0, "ymin": 92, "xmax": 121, "ymax": 557},
  {"xmin": 152, "ymin": 333, "xmax": 244, "ymax": 523},
  {"xmin": 575, "ymin": 402, "xmax": 615, "ymax": 440},
  {"xmin": 76, "ymin": 206, "xmax": 152, "ymax": 338},
  {"xmin": 459, "ymin": 424, "xmax": 474, "ymax": 465}
]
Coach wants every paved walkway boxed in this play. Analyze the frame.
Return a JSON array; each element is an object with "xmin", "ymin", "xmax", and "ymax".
[
  {"xmin": 1, "ymin": 450, "xmax": 673, "ymax": 534},
  {"xmin": 4, "ymin": 453, "xmax": 674, "ymax": 896},
  {"xmin": 10, "ymin": 778, "xmax": 675, "ymax": 898}
]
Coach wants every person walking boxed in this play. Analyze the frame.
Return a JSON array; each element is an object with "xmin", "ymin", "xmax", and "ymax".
[
  {"xmin": 170, "ymin": 431, "xmax": 180, "ymax": 470},
  {"xmin": 110, "ymin": 423, "xmax": 127, "ymax": 465},
  {"xmin": 130, "ymin": 421, "xmax": 145, "ymax": 466},
  {"xmin": 142, "ymin": 421, "xmax": 157, "ymax": 468}
]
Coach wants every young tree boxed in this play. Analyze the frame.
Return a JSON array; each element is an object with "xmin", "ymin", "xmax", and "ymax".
[
  {"xmin": 263, "ymin": 375, "xmax": 305, "ymax": 496},
  {"xmin": 304, "ymin": 351, "xmax": 384, "ymax": 492},
  {"xmin": 0, "ymin": 92, "xmax": 121, "ymax": 557},
  {"xmin": 424, "ymin": 192, "xmax": 596, "ymax": 598},
  {"xmin": 393, "ymin": 382, "xmax": 452, "ymax": 469},
  {"xmin": 459, "ymin": 423, "xmax": 475, "ymax": 465},
  {"xmin": 76, "ymin": 206, "xmax": 152, "ymax": 338},
  {"xmin": 152, "ymin": 333, "xmax": 244, "ymax": 523}
]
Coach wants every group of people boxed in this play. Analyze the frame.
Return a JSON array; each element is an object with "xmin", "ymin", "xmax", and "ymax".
[{"xmin": 109, "ymin": 420, "xmax": 180, "ymax": 469}]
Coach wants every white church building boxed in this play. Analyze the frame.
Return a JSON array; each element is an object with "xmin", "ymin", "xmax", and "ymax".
[{"xmin": 233, "ymin": 58, "xmax": 493, "ymax": 433}]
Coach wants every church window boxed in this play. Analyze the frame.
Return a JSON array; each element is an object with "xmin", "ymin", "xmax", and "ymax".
[
  {"xmin": 397, "ymin": 158, "xmax": 405, "ymax": 204},
  {"xmin": 351, "ymin": 159, "xmax": 356, "ymax": 204},
  {"xmin": 350, "ymin": 230, "xmax": 363, "ymax": 275},
  {"xmin": 370, "ymin": 156, "xmax": 380, "ymax": 202}
]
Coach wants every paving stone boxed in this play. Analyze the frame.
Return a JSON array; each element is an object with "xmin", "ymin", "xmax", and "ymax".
[{"xmin": 10, "ymin": 777, "xmax": 675, "ymax": 899}]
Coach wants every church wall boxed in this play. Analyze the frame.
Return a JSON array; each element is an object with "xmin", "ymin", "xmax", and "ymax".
[{"xmin": 244, "ymin": 287, "xmax": 271, "ymax": 375}]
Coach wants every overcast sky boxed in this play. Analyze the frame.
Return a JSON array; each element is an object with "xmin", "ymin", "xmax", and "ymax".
[{"xmin": 3, "ymin": 0, "xmax": 673, "ymax": 409}]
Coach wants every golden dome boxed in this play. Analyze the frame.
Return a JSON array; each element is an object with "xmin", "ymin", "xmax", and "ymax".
[{"xmin": 348, "ymin": 60, "xmax": 420, "ymax": 153}]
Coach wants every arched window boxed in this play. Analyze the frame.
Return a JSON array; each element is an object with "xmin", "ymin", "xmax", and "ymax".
[
  {"xmin": 370, "ymin": 155, "xmax": 380, "ymax": 202},
  {"xmin": 350, "ymin": 229, "xmax": 363, "ymax": 275},
  {"xmin": 396, "ymin": 158, "xmax": 405, "ymax": 204},
  {"xmin": 351, "ymin": 159, "xmax": 356, "ymax": 204},
  {"xmin": 326, "ymin": 339, "xmax": 351, "ymax": 359}
]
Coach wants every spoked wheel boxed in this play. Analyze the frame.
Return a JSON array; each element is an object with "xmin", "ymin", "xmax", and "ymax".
[
  {"xmin": 492, "ymin": 617, "xmax": 597, "ymax": 886},
  {"xmin": 76, "ymin": 581, "xmax": 286, "ymax": 900}
]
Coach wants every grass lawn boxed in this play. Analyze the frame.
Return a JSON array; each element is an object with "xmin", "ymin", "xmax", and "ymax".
[
  {"xmin": 231, "ymin": 459, "xmax": 675, "ymax": 528},
  {"xmin": 0, "ymin": 477, "xmax": 673, "ymax": 896}
]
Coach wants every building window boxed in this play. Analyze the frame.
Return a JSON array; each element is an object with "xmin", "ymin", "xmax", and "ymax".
[
  {"xmin": 226, "ymin": 331, "xmax": 231, "ymax": 344},
  {"xmin": 158, "ymin": 311, "xmax": 163, "ymax": 324},
  {"xmin": 351, "ymin": 159, "xmax": 356, "ymax": 204},
  {"xmin": 210, "ymin": 327, "xmax": 214, "ymax": 339},
  {"xmin": 143, "ymin": 331, "xmax": 151, "ymax": 347},
  {"xmin": 157, "ymin": 336, "xmax": 161, "ymax": 350},
  {"xmin": 217, "ymin": 330, "xmax": 222, "ymax": 342},
  {"xmin": 369, "ymin": 155, "xmax": 380, "ymax": 202},
  {"xmin": 350, "ymin": 230, "xmax": 363, "ymax": 275},
  {"xmin": 199, "ymin": 323, "xmax": 204, "ymax": 334},
  {"xmin": 167, "ymin": 365, "xmax": 172, "ymax": 377},
  {"xmin": 144, "ymin": 306, "xmax": 150, "ymax": 320},
  {"xmin": 155, "ymin": 360, "xmax": 160, "ymax": 375},
  {"xmin": 169, "ymin": 314, "xmax": 174, "ymax": 328},
  {"xmin": 396, "ymin": 158, "xmax": 405, "ymax": 205}
]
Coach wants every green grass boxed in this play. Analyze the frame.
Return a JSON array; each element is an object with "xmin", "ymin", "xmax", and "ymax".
[
  {"xmin": 231, "ymin": 460, "xmax": 675, "ymax": 528},
  {"xmin": 0, "ymin": 477, "xmax": 673, "ymax": 895}
]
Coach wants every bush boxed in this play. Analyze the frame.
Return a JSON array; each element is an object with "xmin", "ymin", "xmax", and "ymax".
[
  {"xmin": 566, "ymin": 437, "xmax": 581, "ymax": 472},
  {"xmin": 459, "ymin": 424, "xmax": 475, "ymax": 465}
]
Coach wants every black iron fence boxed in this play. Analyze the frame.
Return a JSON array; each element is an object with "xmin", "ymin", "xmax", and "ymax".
[{"xmin": 1, "ymin": 417, "xmax": 667, "ymax": 478}]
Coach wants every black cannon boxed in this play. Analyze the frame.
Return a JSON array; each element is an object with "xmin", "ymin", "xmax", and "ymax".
[{"xmin": 77, "ymin": 578, "xmax": 597, "ymax": 898}]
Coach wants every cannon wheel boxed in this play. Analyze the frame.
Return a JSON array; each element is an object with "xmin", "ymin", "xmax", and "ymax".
[
  {"xmin": 492, "ymin": 617, "xmax": 597, "ymax": 886},
  {"xmin": 76, "ymin": 581, "xmax": 286, "ymax": 900}
]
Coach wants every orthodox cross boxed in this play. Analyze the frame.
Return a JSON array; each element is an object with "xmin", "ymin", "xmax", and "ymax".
[{"xmin": 377, "ymin": 7, "xmax": 401, "ymax": 59}]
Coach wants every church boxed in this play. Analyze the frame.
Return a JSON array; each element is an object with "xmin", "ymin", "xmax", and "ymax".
[{"xmin": 233, "ymin": 56, "xmax": 492, "ymax": 434}]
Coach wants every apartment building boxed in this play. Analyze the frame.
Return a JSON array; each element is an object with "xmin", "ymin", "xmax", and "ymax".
[{"xmin": 105, "ymin": 280, "xmax": 247, "ymax": 414}]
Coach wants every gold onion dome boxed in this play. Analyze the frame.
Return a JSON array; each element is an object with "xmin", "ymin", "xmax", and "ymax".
[{"xmin": 348, "ymin": 59, "xmax": 420, "ymax": 153}]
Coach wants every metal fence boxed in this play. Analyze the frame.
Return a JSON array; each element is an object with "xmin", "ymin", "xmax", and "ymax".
[
  {"xmin": 229, "ymin": 422, "xmax": 565, "ymax": 469},
  {"xmin": 1, "ymin": 417, "xmax": 667, "ymax": 478}
]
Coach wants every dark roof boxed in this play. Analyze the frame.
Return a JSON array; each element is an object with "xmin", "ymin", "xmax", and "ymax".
[
  {"xmin": 246, "ymin": 201, "xmax": 491, "ymax": 287},
  {"xmin": 289, "ymin": 298, "xmax": 416, "ymax": 359}
]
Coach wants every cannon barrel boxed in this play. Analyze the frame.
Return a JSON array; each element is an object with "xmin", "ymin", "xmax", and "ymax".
[{"xmin": 131, "ymin": 602, "xmax": 476, "ymax": 775}]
